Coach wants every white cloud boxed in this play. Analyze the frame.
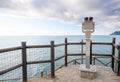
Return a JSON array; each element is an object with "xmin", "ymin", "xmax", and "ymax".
[{"xmin": 0, "ymin": 0, "xmax": 120, "ymax": 28}]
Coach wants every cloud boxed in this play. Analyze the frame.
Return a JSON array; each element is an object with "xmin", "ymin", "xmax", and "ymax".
[{"xmin": 0, "ymin": 0, "xmax": 120, "ymax": 28}]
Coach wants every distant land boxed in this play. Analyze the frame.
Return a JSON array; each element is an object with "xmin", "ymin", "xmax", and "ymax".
[{"xmin": 110, "ymin": 31, "xmax": 120, "ymax": 35}]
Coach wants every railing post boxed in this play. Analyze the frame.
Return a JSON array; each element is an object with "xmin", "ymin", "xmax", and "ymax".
[
  {"xmin": 21, "ymin": 42, "xmax": 27, "ymax": 82},
  {"xmin": 90, "ymin": 40, "xmax": 92, "ymax": 64},
  {"xmin": 111, "ymin": 38, "xmax": 115, "ymax": 71},
  {"xmin": 50, "ymin": 41, "xmax": 55, "ymax": 78},
  {"xmin": 117, "ymin": 43, "xmax": 120, "ymax": 76},
  {"xmin": 65, "ymin": 38, "xmax": 68, "ymax": 66}
]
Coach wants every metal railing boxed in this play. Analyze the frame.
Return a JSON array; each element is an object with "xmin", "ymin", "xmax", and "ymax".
[{"xmin": 0, "ymin": 38, "xmax": 120, "ymax": 82}]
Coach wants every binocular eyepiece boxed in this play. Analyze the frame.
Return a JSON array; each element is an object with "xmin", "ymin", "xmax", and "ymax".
[{"xmin": 84, "ymin": 17, "xmax": 93, "ymax": 21}]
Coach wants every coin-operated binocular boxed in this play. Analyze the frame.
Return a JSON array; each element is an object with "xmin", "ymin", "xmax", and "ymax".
[
  {"xmin": 82, "ymin": 17, "xmax": 95, "ymax": 68},
  {"xmin": 82, "ymin": 17, "xmax": 94, "ymax": 39},
  {"xmin": 79, "ymin": 17, "xmax": 97, "ymax": 79}
]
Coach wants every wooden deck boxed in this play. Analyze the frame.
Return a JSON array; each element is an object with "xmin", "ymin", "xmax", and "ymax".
[{"xmin": 28, "ymin": 65, "xmax": 120, "ymax": 82}]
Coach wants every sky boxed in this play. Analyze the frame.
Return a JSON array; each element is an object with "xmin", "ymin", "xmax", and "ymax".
[{"xmin": 0, "ymin": 0, "xmax": 120, "ymax": 36}]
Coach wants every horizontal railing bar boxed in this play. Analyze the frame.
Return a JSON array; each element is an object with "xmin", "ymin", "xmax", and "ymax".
[
  {"xmin": 92, "ymin": 54, "xmax": 112, "ymax": 57},
  {"xmin": 67, "ymin": 53, "xmax": 85, "ymax": 56},
  {"xmin": 0, "ymin": 46, "xmax": 22, "ymax": 53},
  {"xmin": 67, "ymin": 43, "xmax": 85, "ymax": 45},
  {"xmin": 55, "ymin": 55, "xmax": 65, "ymax": 61},
  {"xmin": 67, "ymin": 42, "xmax": 112, "ymax": 45},
  {"xmin": 0, "ymin": 42, "xmax": 113, "ymax": 53},
  {"xmin": 0, "ymin": 63, "xmax": 22, "ymax": 75},
  {"xmin": 26, "ymin": 45, "xmax": 51, "ymax": 48},
  {"xmin": 92, "ymin": 56, "xmax": 111, "ymax": 58},
  {"xmin": 27, "ymin": 60, "xmax": 51, "ymax": 64},
  {"xmin": 54, "ymin": 43, "xmax": 65, "ymax": 47},
  {"xmin": 92, "ymin": 42, "xmax": 112, "ymax": 45}
]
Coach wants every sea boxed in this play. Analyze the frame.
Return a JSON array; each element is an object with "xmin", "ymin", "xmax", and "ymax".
[{"xmin": 0, "ymin": 35, "xmax": 120, "ymax": 82}]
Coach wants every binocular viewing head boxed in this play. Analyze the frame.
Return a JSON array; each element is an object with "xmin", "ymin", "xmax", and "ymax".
[{"xmin": 84, "ymin": 17, "xmax": 93, "ymax": 21}]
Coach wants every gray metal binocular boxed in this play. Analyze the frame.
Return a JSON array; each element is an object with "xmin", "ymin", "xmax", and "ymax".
[{"xmin": 82, "ymin": 17, "xmax": 94, "ymax": 33}]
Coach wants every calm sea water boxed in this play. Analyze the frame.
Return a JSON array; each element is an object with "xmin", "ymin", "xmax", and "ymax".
[
  {"xmin": 0, "ymin": 35, "xmax": 120, "ymax": 48},
  {"xmin": 0, "ymin": 35, "xmax": 120, "ymax": 81}
]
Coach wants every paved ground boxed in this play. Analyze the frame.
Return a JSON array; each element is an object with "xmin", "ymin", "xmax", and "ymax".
[{"xmin": 28, "ymin": 65, "xmax": 120, "ymax": 82}]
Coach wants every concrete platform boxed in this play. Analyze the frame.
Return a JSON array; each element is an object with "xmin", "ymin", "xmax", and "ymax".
[
  {"xmin": 79, "ymin": 64, "xmax": 97, "ymax": 79},
  {"xmin": 28, "ymin": 65, "xmax": 120, "ymax": 82}
]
